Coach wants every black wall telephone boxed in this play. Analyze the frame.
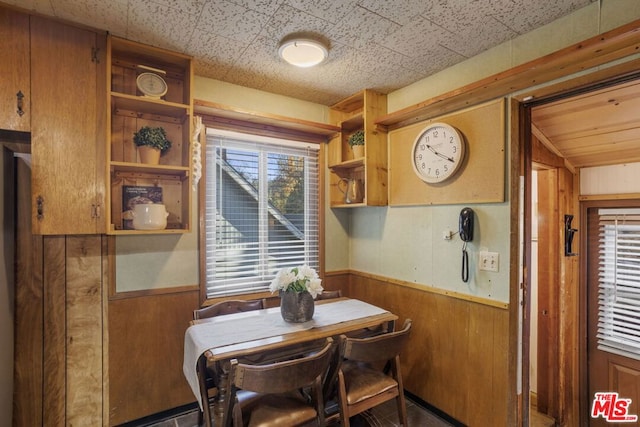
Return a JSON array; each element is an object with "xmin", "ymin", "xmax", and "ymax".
[
  {"xmin": 459, "ymin": 207, "xmax": 474, "ymax": 242},
  {"xmin": 459, "ymin": 207, "xmax": 474, "ymax": 282}
]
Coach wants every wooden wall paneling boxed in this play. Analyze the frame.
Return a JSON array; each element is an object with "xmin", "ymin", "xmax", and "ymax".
[
  {"xmin": 42, "ymin": 236, "xmax": 67, "ymax": 426},
  {"xmin": 340, "ymin": 271, "xmax": 510, "ymax": 426},
  {"xmin": 388, "ymin": 99, "xmax": 505, "ymax": 206},
  {"xmin": 102, "ymin": 236, "xmax": 110, "ymax": 425},
  {"xmin": 467, "ymin": 303, "xmax": 509, "ymax": 422},
  {"xmin": 13, "ymin": 159, "xmax": 43, "ymax": 426},
  {"xmin": 532, "ymin": 135, "xmax": 565, "ymax": 169},
  {"xmin": 508, "ymin": 98, "xmax": 522, "ymax": 427},
  {"xmin": 424, "ymin": 293, "xmax": 471, "ymax": 418},
  {"xmin": 108, "ymin": 290, "xmax": 200, "ymax": 425},
  {"xmin": 65, "ymin": 236, "xmax": 104, "ymax": 426},
  {"xmin": 536, "ymin": 169, "xmax": 560, "ymax": 417},
  {"xmin": 535, "ymin": 165, "xmax": 580, "ymax": 426},
  {"xmin": 557, "ymin": 167, "xmax": 580, "ymax": 425}
]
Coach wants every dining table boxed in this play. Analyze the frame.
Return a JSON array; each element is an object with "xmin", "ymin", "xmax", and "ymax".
[{"xmin": 183, "ymin": 297, "xmax": 397, "ymax": 427}]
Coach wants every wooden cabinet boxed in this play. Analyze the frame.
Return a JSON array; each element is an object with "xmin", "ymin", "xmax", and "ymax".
[
  {"xmin": 328, "ymin": 90, "xmax": 387, "ymax": 207},
  {"xmin": 30, "ymin": 16, "xmax": 106, "ymax": 234},
  {"xmin": 107, "ymin": 36, "xmax": 193, "ymax": 234},
  {"xmin": 0, "ymin": 8, "xmax": 30, "ymax": 132}
]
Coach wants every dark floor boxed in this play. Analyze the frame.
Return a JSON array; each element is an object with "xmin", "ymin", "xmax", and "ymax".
[
  {"xmin": 144, "ymin": 395, "xmax": 456, "ymax": 427},
  {"xmin": 135, "ymin": 394, "xmax": 556, "ymax": 426}
]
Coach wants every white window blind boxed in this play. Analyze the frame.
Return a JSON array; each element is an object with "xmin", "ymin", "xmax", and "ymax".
[
  {"xmin": 204, "ymin": 129, "xmax": 319, "ymax": 298},
  {"xmin": 597, "ymin": 208, "xmax": 640, "ymax": 360}
]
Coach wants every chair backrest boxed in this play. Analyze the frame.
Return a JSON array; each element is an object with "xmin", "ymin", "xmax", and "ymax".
[
  {"xmin": 230, "ymin": 338, "xmax": 334, "ymax": 394},
  {"xmin": 193, "ymin": 299, "xmax": 264, "ymax": 320},
  {"xmin": 315, "ymin": 289, "xmax": 342, "ymax": 300},
  {"xmin": 343, "ymin": 318, "xmax": 412, "ymax": 363}
]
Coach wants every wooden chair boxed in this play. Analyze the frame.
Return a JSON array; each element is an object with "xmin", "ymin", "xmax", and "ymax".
[
  {"xmin": 223, "ymin": 338, "xmax": 335, "ymax": 427},
  {"xmin": 194, "ymin": 299, "xmax": 265, "ymax": 426},
  {"xmin": 193, "ymin": 298, "xmax": 264, "ymax": 320},
  {"xmin": 315, "ymin": 289, "xmax": 342, "ymax": 300},
  {"xmin": 336, "ymin": 319, "xmax": 412, "ymax": 427}
]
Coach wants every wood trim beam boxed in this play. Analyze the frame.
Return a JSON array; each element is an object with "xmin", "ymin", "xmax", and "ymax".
[
  {"xmin": 375, "ymin": 19, "xmax": 640, "ymax": 130},
  {"xmin": 531, "ymin": 124, "xmax": 575, "ymax": 172},
  {"xmin": 345, "ymin": 269, "xmax": 509, "ymax": 309},
  {"xmin": 579, "ymin": 193, "xmax": 640, "ymax": 201},
  {"xmin": 194, "ymin": 99, "xmax": 340, "ymax": 144}
]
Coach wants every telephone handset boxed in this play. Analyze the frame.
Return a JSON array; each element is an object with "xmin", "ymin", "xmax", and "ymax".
[
  {"xmin": 459, "ymin": 208, "xmax": 474, "ymax": 282},
  {"xmin": 459, "ymin": 207, "xmax": 474, "ymax": 242}
]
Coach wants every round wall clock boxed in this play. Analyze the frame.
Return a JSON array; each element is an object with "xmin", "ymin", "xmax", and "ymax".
[
  {"xmin": 136, "ymin": 72, "xmax": 168, "ymax": 99},
  {"xmin": 411, "ymin": 122, "xmax": 466, "ymax": 184}
]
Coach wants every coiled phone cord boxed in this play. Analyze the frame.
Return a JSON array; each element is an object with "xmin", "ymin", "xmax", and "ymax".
[{"xmin": 461, "ymin": 241, "xmax": 469, "ymax": 282}]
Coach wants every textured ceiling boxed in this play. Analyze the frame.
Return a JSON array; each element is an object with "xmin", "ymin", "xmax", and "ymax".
[{"xmin": 6, "ymin": 0, "xmax": 595, "ymax": 105}]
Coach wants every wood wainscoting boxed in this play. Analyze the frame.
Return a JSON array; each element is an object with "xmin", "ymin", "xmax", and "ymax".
[
  {"xmin": 324, "ymin": 269, "xmax": 511, "ymax": 426},
  {"xmin": 108, "ymin": 288, "xmax": 200, "ymax": 425},
  {"xmin": 14, "ymin": 235, "xmax": 107, "ymax": 426}
]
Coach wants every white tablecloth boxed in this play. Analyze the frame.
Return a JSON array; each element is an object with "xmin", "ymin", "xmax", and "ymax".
[{"xmin": 183, "ymin": 299, "xmax": 389, "ymax": 409}]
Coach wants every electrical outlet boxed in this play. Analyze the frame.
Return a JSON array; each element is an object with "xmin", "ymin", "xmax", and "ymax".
[{"xmin": 479, "ymin": 251, "xmax": 499, "ymax": 272}]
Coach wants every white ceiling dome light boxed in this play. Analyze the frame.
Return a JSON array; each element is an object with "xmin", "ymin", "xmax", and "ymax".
[{"xmin": 278, "ymin": 37, "xmax": 328, "ymax": 68}]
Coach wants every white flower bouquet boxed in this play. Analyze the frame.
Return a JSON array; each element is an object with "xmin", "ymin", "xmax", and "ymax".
[{"xmin": 269, "ymin": 265, "xmax": 324, "ymax": 298}]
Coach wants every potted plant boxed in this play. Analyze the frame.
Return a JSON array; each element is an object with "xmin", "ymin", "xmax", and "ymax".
[
  {"xmin": 348, "ymin": 129, "xmax": 365, "ymax": 158},
  {"xmin": 133, "ymin": 126, "xmax": 172, "ymax": 165}
]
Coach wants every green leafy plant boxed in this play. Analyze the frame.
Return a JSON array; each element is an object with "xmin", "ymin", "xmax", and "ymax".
[
  {"xmin": 133, "ymin": 126, "xmax": 172, "ymax": 153},
  {"xmin": 348, "ymin": 129, "xmax": 365, "ymax": 147}
]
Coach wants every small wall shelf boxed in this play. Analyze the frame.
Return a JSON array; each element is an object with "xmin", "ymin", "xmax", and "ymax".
[{"xmin": 328, "ymin": 90, "xmax": 387, "ymax": 207}]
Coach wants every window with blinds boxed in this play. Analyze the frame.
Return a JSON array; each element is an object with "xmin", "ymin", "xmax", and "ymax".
[
  {"xmin": 204, "ymin": 128, "xmax": 320, "ymax": 298},
  {"xmin": 597, "ymin": 208, "xmax": 640, "ymax": 360}
]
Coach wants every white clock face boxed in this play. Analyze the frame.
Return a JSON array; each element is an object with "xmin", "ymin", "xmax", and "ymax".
[
  {"xmin": 136, "ymin": 72, "xmax": 168, "ymax": 99},
  {"xmin": 411, "ymin": 123, "xmax": 466, "ymax": 184}
]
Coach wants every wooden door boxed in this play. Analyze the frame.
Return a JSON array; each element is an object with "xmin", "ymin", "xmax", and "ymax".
[
  {"xmin": 30, "ymin": 16, "xmax": 106, "ymax": 234},
  {"xmin": 587, "ymin": 203, "xmax": 640, "ymax": 425},
  {"xmin": 0, "ymin": 7, "xmax": 30, "ymax": 132}
]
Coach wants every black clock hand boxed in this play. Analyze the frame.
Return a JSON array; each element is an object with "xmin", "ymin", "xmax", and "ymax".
[
  {"xmin": 426, "ymin": 144, "xmax": 454, "ymax": 162},
  {"xmin": 438, "ymin": 153, "xmax": 455, "ymax": 162}
]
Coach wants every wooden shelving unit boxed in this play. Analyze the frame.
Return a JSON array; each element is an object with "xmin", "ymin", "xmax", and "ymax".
[
  {"xmin": 107, "ymin": 36, "xmax": 193, "ymax": 234},
  {"xmin": 328, "ymin": 89, "xmax": 387, "ymax": 207}
]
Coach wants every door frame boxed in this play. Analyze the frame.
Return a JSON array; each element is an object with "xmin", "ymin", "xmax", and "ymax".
[
  {"xmin": 520, "ymin": 73, "xmax": 640, "ymax": 425},
  {"xmin": 521, "ymin": 107, "xmax": 579, "ymax": 425}
]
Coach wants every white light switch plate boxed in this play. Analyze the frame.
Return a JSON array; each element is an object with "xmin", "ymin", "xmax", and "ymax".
[{"xmin": 479, "ymin": 251, "xmax": 499, "ymax": 272}]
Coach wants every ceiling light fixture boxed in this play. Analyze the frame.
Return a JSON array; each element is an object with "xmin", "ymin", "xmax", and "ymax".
[{"xmin": 278, "ymin": 38, "xmax": 328, "ymax": 68}]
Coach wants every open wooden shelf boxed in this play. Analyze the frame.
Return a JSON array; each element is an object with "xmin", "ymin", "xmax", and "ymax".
[
  {"xmin": 107, "ymin": 36, "xmax": 193, "ymax": 234},
  {"xmin": 328, "ymin": 90, "xmax": 387, "ymax": 208}
]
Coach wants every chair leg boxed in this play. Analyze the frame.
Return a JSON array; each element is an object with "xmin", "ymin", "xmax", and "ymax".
[
  {"xmin": 393, "ymin": 358, "xmax": 407, "ymax": 426},
  {"xmin": 337, "ymin": 371, "xmax": 350, "ymax": 427},
  {"xmin": 396, "ymin": 393, "xmax": 408, "ymax": 426}
]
